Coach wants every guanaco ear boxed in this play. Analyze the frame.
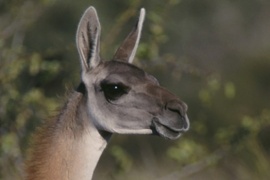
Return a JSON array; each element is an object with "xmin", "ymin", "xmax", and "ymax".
[
  {"xmin": 113, "ymin": 8, "xmax": 145, "ymax": 63},
  {"xmin": 76, "ymin": 6, "xmax": 101, "ymax": 72}
]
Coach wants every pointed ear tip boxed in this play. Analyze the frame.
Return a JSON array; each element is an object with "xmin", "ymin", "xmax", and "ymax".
[
  {"xmin": 80, "ymin": 6, "xmax": 100, "ymax": 28},
  {"xmin": 140, "ymin": 8, "xmax": 146, "ymax": 15},
  {"xmin": 86, "ymin": 6, "xmax": 96, "ymax": 12},
  {"xmin": 84, "ymin": 6, "xmax": 98, "ymax": 16}
]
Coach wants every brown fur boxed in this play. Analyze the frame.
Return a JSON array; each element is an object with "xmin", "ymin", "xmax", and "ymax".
[
  {"xmin": 25, "ymin": 6, "xmax": 189, "ymax": 179},
  {"xmin": 25, "ymin": 91, "xmax": 86, "ymax": 180}
]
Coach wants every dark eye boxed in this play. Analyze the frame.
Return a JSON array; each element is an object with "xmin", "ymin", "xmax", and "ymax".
[{"xmin": 100, "ymin": 81, "xmax": 130, "ymax": 101}]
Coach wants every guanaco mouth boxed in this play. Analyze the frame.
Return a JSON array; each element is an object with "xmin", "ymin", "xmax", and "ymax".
[{"xmin": 151, "ymin": 118, "xmax": 184, "ymax": 140}]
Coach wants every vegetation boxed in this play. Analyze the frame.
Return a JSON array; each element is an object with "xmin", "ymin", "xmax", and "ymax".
[{"xmin": 1, "ymin": 0, "xmax": 270, "ymax": 179}]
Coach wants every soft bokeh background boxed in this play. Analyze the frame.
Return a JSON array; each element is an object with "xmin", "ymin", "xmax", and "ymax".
[{"xmin": 1, "ymin": 0, "xmax": 270, "ymax": 179}]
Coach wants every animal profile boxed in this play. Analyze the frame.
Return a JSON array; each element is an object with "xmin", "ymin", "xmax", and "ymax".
[{"xmin": 26, "ymin": 6, "xmax": 189, "ymax": 180}]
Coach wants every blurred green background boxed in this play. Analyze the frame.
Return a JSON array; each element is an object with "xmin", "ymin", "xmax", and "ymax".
[{"xmin": 1, "ymin": 0, "xmax": 270, "ymax": 179}]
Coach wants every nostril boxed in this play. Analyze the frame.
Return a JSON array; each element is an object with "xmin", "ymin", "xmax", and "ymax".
[
  {"xmin": 167, "ymin": 107, "xmax": 181, "ymax": 116},
  {"xmin": 165, "ymin": 100, "xmax": 187, "ymax": 117},
  {"xmin": 165, "ymin": 100, "xmax": 190, "ymax": 131}
]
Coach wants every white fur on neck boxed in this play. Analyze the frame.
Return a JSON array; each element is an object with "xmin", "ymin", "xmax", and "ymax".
[{"xmin": 66, "ymin": 127, "xmax": 107, "ymax": 180}]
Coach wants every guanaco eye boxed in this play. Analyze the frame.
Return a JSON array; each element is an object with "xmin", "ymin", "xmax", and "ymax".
[{"xmin": 100, "ymin": 81, "xmax": 130, "ymax": 101}]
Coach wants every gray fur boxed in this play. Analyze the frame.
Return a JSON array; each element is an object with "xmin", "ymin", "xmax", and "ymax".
[{"xmin": 27, "ymin": 6, "xmax": 190, "ymax": 180}]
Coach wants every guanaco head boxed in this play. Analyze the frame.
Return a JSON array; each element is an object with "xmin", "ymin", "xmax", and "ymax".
[{"xmin": 76, "ymin": 7, "xmax": 189, "ymax": 140}]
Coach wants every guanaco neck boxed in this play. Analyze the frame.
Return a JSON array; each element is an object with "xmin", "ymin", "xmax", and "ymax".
[{"xmin": 26, "ymin": 86, "xmax": 111, "ymax": 180}]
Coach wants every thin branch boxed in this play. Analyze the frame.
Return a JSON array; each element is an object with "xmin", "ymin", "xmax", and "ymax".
[
  {"xmin": 0, "ymin": 1, "xmax": 44, "ymax": 41},
  {"xmin": 101, "ymin": 0, "xmax": 142, "ymax": 55},
  {"xmin": 157, "ymin": 149, "xmax": 227, "ymax": 180}
]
